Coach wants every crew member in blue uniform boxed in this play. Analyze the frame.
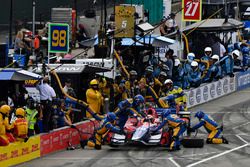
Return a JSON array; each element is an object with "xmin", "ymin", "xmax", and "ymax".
[
  {"xmin": 82, "ymin": 112, "xmax": 123, "ymax": 150},
  {"xmin": 152, "ymin": 109, "xmax": 187, "ymax": 151},
  {"xmin": 189, "ymin": 110, "xmax": 229, "ymax": 144},
  {"xmin": 114, "ymin": 94, "xmax": 145, "ymax": 129}
]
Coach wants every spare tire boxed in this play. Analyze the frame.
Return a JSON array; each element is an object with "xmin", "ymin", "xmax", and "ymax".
[{"xmin": 181, "ymin": 138, "xmax": 204, "ymax": 148}]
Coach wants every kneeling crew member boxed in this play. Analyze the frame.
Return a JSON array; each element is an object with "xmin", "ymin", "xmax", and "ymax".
[
  {"xmin": 190, "ymin": 110, "xmax": 228, "ymax": 144},
  {"xmin": 83, "ymin": 112, "xmax": 123, "ymax": 150}
]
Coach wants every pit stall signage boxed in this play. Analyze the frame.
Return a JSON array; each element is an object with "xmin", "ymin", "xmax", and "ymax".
[
  {"xmin": 48, "ymin": 23, "xmax": 69, "ymax": 53},
  {"xmin": 115, "ymin": 6, "xmax": 135, "ymax": 38},
  {"xmin": 182, "ymin": 0, "xmax": 202, "ymax": 21}
]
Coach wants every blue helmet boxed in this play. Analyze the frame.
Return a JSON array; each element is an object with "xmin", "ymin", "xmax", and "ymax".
[
  {"xmin": 242, "ymin": 47, "xmax": 249, "ymax": 54},
  {"xmin": 107, "ymin": 112, "xmax": 116, "ymax": 122},
  {"xmin": 162, "ymin": 109, "xmax": 171, "ymax": 118},
  {"xmin": 195, "ymin": 110, "xmax": 205, "ymax": 119},
  {"xmin": 133, "ymin": 94, "xmax": 145, "ymax": 106}
]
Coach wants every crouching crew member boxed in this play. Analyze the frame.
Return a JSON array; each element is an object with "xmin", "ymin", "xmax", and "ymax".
[
  {"xmin": 114, "ymin": 94, "xmax": 145, "ymax": 129},
  {"xmin": 152, "ymin": 109, "xmax": 187, "ymax": 151},
  {"xmin": 82, "ymin": 112, "xmax": 123, "ymax": 150},
  {"xmin": 189, "ymin": 110, "xmax": 228, "ymax": 144}
]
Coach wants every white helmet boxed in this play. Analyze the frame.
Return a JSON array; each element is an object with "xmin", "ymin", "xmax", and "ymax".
[
  {"xmin": 164, "ymin": 79, "xmax": 173, "ymax": 85},
  {"xmin": 187, "ymin": 53, "xmax": 195, "ymax": 62},
  {"xmin": 191, "ymin": 61, "xmax": 198, "ymax": 67},
  {"xmin": 187, "ymin": 53, "xmax": 195, "ymax": 58},
  {"xmin": 211, "ymin": 54, "xmax": 219, "ymax": 61},
  {"xmin": 232, "ymin": 50, "xmax": 240, "ymax": 57},
  {"xmin": 204, "ymin": 47, "xmax": 212, "ymax": 52},
  {"xmin": 174, "ymin": 59, "xmax": 181, "ymax": 66}
]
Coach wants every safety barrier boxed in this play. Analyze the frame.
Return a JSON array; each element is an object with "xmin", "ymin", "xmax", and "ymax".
[
  {"xmin": 0, "ymin": 119, "xmax": 99, "ymax": 167},
  {"xmin": 0, "ymin": 136, "xmax": 40, "ymax": 167},
  {"xmin": 235, "ymin": 70, "xmax": 250, "ymax": 91},
  {"xmin": 186, "ymin": 69, "xmax": 250, "ymax": 108},
  {"xmin": 186, "ymin": 76, "xmax": 237, "ymax": 108},
  {"xmin": 40, "ymin": 119, "xmax": 98, "ymax": 156}
]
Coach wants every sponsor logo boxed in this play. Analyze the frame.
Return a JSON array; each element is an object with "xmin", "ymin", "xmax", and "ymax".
[
  {"xmin": 203, "ymin": 86, "xmax": 209, "ymax": 101},
  {"xmin": 223, "ymin": 78, "xmax": 229, "ymax": 94},
  {"xmin": 0, "ymin": 153, "xmax": 8, "ymax": 161},
  {"xmin": 210, "ymin": 84, "xmax": 215, "ymax": 98},
  {"xmin": 42, "ymin": 138, "xmax": 50, "ymax": 145},
  {"xmin": 196, "ymin": 88, "xmax": 201, "ymax": 103},
  {"xmin": 82, "ymin": 61, "xmax": 104, "ymax": 67},
  {"xmin": 62, "ymin": 133, "xmax": 69, "ymax": 140},
  {"xmin": 22, "ymin": 147, "xmax": 29, "ymax": 155},
  {"xmin": 32, "ymin": 144, "xmax": 39, "ymax": 152},
  {"xmin": 25, "ymin": 80, "xmax": 38, "ymax": 86},
  {"xmin": 72, "ymin": 131, "xmax": 78, "ymax": 137},
  {"xmin": 216, "ymin": 81, "xmax": 222, "ymax": 96},
  {"xmin": 238, "ymin": 73, "xmax": 250, "ymax": 89},
  {"xmin": 189, "ymin": 90, "xmax": 195, "ymax": 106},
  {"xmin": 11, "ymin": 150, "xmax": 18, "ymax": 158},
  {"xmin": 230, "ymin": 77, "xmax": 235, "ymax": 91},
  {"xmin": 53, "ymin": 136, "xmax": 59, "ymax": 143}
]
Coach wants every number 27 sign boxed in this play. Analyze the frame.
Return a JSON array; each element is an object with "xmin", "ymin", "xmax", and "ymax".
[
  {"xmin": 48, "ymin": 23, "xmax": 69, "ymax": 53},
  {"xmin": 182, "ymin": 0, "xmax": 202, "ymax": 21}
]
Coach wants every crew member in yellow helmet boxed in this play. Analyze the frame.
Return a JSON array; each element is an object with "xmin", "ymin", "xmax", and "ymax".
[
  {"xmin": 86, "ymin": 79, "xmax": 104, "ymax": 118},
  {"xmin": 0, "ymin": 105, "xmax": 12, "ymax": 146},
  {"xmin": 13, "ymin": 108, "xmax": 28, "ymax": 141}
]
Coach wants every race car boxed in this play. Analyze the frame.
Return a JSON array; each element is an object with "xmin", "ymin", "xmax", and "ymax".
[
  {"xmin": 107, "ymin": 112, "xmax": 170, "ymax": 146},
  {"xmin": 106, "ymin": 107, "xmax": 203, "ymax": 148}
]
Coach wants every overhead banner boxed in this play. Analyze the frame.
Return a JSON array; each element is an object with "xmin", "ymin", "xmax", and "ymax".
[
  {"xmin": 115, "ymin": 6, "xmax": 135, "ymax": 38},
  {"xmin": 182, "ymin": 0, "xmax": 202, "ymax": 21}
]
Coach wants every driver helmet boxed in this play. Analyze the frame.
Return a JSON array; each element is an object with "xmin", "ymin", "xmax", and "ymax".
[{"xmin": 107, "ymin": 112, "xmax": 117, "ymax": 122}]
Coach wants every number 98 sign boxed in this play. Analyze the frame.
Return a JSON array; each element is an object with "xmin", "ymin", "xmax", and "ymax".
[
  {"xmin": 182, "ymin": 0, "xmax": 202, "ymax": 21},
  {"xmin": 48, "ymin": 23, "xmax": 69, "ymax": 53}
]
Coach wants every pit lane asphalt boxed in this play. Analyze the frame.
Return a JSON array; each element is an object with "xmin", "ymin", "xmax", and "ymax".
[{"xmin": 16, "ymin": 88, "xmax": 250, "ymax": 167}]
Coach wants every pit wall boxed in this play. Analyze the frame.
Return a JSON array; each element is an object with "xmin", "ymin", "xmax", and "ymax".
[
  {"xmin": 2, "ymin": 70, "xmax": 250, "ymax": 167},
  {"xmin": 0, "ymin": 120, "xmax": 98, "ymax": 167},
  {"xmin": 186, "ymin": 70, "xmax": 250, "ymax": 108}
]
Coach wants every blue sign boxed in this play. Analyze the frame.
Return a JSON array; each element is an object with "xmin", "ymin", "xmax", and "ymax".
[
  {"xmin": 48, "ymin": 23, "xmax": 69, "ymax": 53},
  {"xmin": 236, "ymin": 70, "xmax": 250, "ymax": 90}
]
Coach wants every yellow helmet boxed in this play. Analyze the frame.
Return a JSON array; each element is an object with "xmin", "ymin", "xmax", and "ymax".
[
  {"xmin": 0, "ymin": 105, "xmax": 11, "ymax": 115},
  {"xmin": 16, "ymin": 108, "xmax": 25, "ymax": 117},
  {"xmin": 139, "ymin": 78, "xmax": 147, "ymax": 85},
  {"xmin": 90, "ymin": 79, "xmax": 99, "ymax": 86}
]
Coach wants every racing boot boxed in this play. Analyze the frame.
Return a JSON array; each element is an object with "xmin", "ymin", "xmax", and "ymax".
[
  {"xmin": 80, "ymin": 140, "xmax": 88, "ymax": 149},
  {"xmin": 206, "ymin": 138, "xmax": 213, "ymax": 144},
  {"xmin": 95, "ymin": 144, "xmax": 102, "ymax": 150},
  {"xmin": 167, "ymin": 146, "xmax": 180, "ymax": 152},
  {"xmin": 222, "ymin": 136, "xmax": 229, "ymax": 144}
]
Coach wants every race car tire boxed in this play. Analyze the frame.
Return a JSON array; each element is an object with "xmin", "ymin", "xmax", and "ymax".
[
  {"xmin": 181, "ymin": 138, "xmax": 204, "ymax": 148},
  {"xmin": 109, "ymin": 143, "xmax": 119, "ymax": 147}
]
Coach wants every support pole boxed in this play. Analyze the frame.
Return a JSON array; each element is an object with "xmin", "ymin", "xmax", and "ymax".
[
  {"xmin": 32, "ymin": 0, "xmax": 36, "ymax": 63},
  {"xmin": 9, "ymin": 0, "xmax": 13, "ymax": 47}
]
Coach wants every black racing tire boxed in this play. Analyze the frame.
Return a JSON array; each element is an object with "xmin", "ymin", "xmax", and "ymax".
[
  {"xmin": 181, "ymin": 138, "xmax": 204, "ymax": 148},
  {"xmin": 109, "ymin": 143, "xmax": 119, "ymax": 148}
]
